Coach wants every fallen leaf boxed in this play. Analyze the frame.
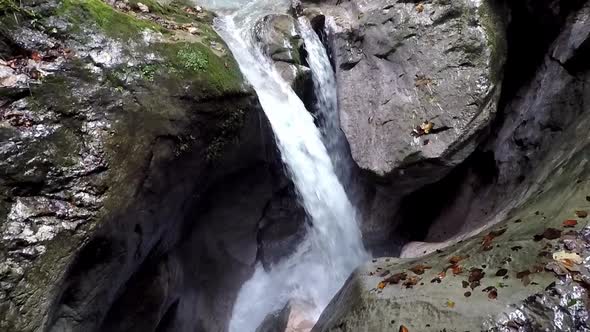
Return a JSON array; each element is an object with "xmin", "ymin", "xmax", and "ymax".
[
  {"xmin": 415, "ymin": 3, "xmax": 424, "ymax": 13},
  {"xmin": 415, "ymin": 75, "xmax": 432, "ymax": 87},
  {"xmin": 468, "ymin": 268, "xmax": 485, "ymax": 282},
  {"xmin": 451, "ymin": 265, "xmax": 463, "ymax": 275},
  {"xmin": 438, "ymin": 271, "xmax": 446, "ymax": 279},
  {"xmin": 30, "ymin": 52, "xmax": 42, "ymax": 62},
  {"xmin": 481, "ymin": 229, "xmax": 506, "ymax": 250},
  {"xmin": 534, "ymin": 228, "xmax": 562, "ymax": 241},
  {"xmin": 409, "ymin": 264, "xmax": 432, "ymax": 275},
  {"xmin": 575, "ymin": 210, "xmax": 588, "ymax": 218},
  {"xmin": 514, "ymin": 219, "xmax": 523, "ymax": 223},
  {"xmin": 462, "ymin": 281, "xmax": 469, "ymax": 288},
  {"xmin": 399, "ymin": 325, "xmax": 409, "ymax": 332},
  {"xmin": 403, "ymin": 276, "xmax": 420, "ymax": 288},
  {"xmin": 488, "ymin": 290, "xmax": 498, "ymax": 299},
  {"xmin": 495, "ymin": 269, "xmax": 508, "ymax": 277},
  {"xmin": 464, "ymin": 291, "xmax": 471, "ymax": 297},
  {"xmin": 553, "ymin": 251, "xmax": 583, "ymax": 264},
  {"xmin": 377, "ymin": 282, "xmax": 386, "ymax": 289},
  {"xmin": 563, "ymin": 219, "xmax": 578, "ymax": 228},
  {"xmin": 470, "ymin": 280, "xmax": 480, "ymax": 290},
  {"xmin": 446, "ymin": 300, "xmax": 455, "ymax": 308},
  {"xmin": 384, "ymin": 272, "xmax": 407, "ymax": 285}
]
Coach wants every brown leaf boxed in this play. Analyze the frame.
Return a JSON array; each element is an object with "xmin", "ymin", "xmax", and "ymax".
[
  {"xmin": 470, "ymin": 280, "xmax": 480, "ymax": 290},
  {"xmin": 468, "ymin": 268, "xmax": 485, "ymax": 282},
  {"xmin": 409, "ymin": 264, "xmax": 432, "ymax": 275},
  {"xmin": 451, "ymin": 265, "xmax": 463, "ymax": 275},
  {"xmin": 481, "ymin": 229, "xmax": 506, "ymax": 250},
  {"xmin": 488, "ymin": 290, "xmax": 498, "ymax": 299},
  {"xmin": 403, "ymin": 276, "xmax": 420, "ymax": 289},
  {"xmin": 495, "ymin": 269, "xmax": 508, "ymax": 277},
  {"xmin": 511, "ymin": 246, "xmax": 523, "ymax": 251},
  {"xmin": 415, "ymin": 3, "xmax": 424, "ymax": 13},
  {"xmin": 30, "ymin": 51, "xmax": 42, "ymax": 62},
  {"xmin": 377, "ymin": 282, "xmax": 386, "ymax": 289},
  {"xmin": 383, "ymin": 272, "xmax": 407, "ymax": 285},
  {"xmin": 449, "ymin": 256, "xmax": 467, "ymax": 264},
  {"xmin": 534, "ymin": 228, "xmax": 562, "ymax": 241},
  {"xmin": 516, "ymin": 270, "xmax": 531, "ymax": 279},
  {"xmin": 563, "ymin": 219, "xmax": 578, "ymax": 228},
  {"xmin": 415, "ymin": 75, "xmax": 432, "ymax": 87},
  {"xmin": 399, "ymin": 325, "xmax": 409, "ymax": 332},
  {"xmin": 575, "ymin": 210, "xmax": 588, "ymax": 218},
  {"xmin": 462, "ymin": 280, "xmax": 469, "ymax": 288},
  {"xmin": 464, "ymin": 291, "xmax": 471, "ymax": 297}
]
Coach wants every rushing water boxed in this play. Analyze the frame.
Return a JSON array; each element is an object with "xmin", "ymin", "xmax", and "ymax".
[{"xmin": 210, "ymin": 1, "xmax": 369, "ymax": 330}]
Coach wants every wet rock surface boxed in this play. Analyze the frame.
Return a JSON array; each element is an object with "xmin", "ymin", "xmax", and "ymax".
[
  {"xmin": 311, "ymin": 1, "xmax": 590, "ymax": 331},
  {"xmin": 0, "ymin": 0, "xmax": 305, "ymax": 331},
  {"xmin": 305, "ymin": 0, "xmax": 507, "ymax": 187}
]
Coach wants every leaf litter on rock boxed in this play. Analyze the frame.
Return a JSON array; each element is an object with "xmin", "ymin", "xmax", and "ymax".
[
  {"xmin": 575, "ymin": 210, "xmax": 588, "ymax": 218},
  {"xmin": 468, "ymin": 268, "xmax": 485, "ymax": 282},
  {"xmin": 563, "ymin": 219, "xmax": 578, "ymax": 228},
  {"xmin": 403, "ymin": 276, "xmax": 420, "ymax": 288},
  {"xmin": 534, "ymin": 228, "xmax": 562, "ymax": 241},
  {"xmin": 482, "ymin": 229, "xmax": 506, "ymax": 251},
  {"xmin": 409, "ymin": 264, "xmax": 432, "ymax": 275}
]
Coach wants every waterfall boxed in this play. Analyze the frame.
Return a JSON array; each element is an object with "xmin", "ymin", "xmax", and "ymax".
[{"xmin": 212, "ymin": 2, "xmax": 369, "ymax": 331}]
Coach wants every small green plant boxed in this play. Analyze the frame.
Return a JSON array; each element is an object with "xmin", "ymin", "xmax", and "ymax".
[
  {"xmin": 177, "ymin": 47, "xmax": 208, "ymax": 71},
  {"xmin": 140, "ymin": 64, "xmax": 157, "ymax": 81}
]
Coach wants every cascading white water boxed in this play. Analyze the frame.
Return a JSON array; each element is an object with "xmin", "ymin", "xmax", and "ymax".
[
  {"xmin": 211, "ymin": 1, "xmax": 369, "ymax": 330},
  {"xmin": 297, "ymin": 17, "xmax": 354, "ymax": 188}
]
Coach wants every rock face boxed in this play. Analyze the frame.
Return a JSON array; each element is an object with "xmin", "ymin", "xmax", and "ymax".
[
  {"xmin": 312, "ymin": 2, "xmax": 590, "ymax": 331},
  {"xmin": 255, "ymin": 14, "xmax": 312, "ymax": 100},
  {"xmin": 0, "ymin": 1, "xmax": 305, "ymax": 331},
  {"xmin": 310, "ymin": 0, "xmax": 507, "ymax": 187}
]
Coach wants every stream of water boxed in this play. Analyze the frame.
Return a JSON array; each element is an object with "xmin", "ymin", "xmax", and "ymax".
[{"xmin": 204, "ymin": 1, "xmax": 369, "ymax": 330}]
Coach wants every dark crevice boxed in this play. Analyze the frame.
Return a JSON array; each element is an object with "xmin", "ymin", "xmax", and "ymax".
[{"xmin": 395, "ymin": 150, "xmax": 497, "ymax": 240}]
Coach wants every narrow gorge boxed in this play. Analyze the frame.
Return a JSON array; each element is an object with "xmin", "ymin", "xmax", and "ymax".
[{"xmin": 0, "ymin": 0, "xmax": 589, "ymax": 331}]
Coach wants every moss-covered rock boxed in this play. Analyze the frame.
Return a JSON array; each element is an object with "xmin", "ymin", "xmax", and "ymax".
[{"xmin": 0, "ymin": 1, "xmax": 261, "ymax": 331}]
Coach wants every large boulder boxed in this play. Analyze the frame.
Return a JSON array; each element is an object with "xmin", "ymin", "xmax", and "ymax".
[
  {"xmin": 312, "ymin": 4, "xmax": 590, "ymax": 330},
  {"xmin": 0, "ymin": 1, "xmax": 287, "ymax": 331},
  {"xmin": 306, "ymin": 0, "xmax": 507, "ymax": 189}
]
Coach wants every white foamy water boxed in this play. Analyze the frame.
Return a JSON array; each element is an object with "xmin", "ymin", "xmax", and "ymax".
[{"xmin": 211, "ymin": 2, "xmax": 369, "ymax": 331}]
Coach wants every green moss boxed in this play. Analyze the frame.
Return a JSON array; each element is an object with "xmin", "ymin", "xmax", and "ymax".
[
  {"xmin": 59, "ymin": 0, "xmax": 163, "ymax": 40},
  {"xmin": 140, "ymin": 64, "xmax": 158, "ymax": 81},
  {"xmin": 177, "ymin": 46, "xmax": 208, "ymax": 71},
  {"xmin": 154, "ymin": 41, "xmax": 243, "ymax": 95}
]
